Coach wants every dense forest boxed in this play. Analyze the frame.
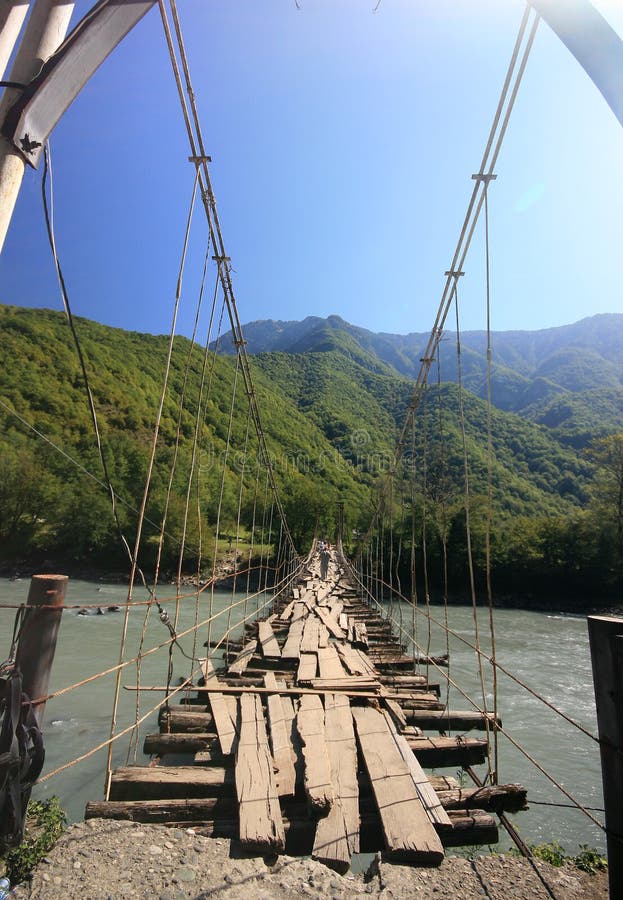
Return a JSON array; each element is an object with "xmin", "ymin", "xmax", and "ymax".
[{"xmin": 1, "ymin": 304, "xmax": 622, "ymax": 607}]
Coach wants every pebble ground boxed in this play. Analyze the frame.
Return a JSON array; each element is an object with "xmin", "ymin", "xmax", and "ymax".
[{"xmin": 11, "ymin": 819, "xmax": 608, "ymax": 899}]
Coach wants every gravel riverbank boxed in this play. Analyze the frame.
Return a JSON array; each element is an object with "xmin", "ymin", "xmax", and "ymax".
[{"xmin": 11, "ymin": 819, "xmax": 608, "ymax": 899}]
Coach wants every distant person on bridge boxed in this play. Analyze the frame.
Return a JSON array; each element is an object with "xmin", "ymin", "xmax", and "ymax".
[{"xmin": 320, "ymin": 547, "xmax": 331, "ymax": 580}]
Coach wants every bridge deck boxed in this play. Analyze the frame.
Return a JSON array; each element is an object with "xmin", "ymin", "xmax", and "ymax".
[{"xmin": 87, "ymin": 550, "xmax": 526, "ymax": 871}]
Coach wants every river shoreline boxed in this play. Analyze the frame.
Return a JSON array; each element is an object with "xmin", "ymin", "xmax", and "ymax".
[
  {"xmin": 11, "ymin": 820, "xmax": 609, "ymax": 899},
  {"xmin": 1, "ymin": 561, "xmax": 620, "ymax": 616}
]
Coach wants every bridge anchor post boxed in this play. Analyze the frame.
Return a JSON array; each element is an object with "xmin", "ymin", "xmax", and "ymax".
[{"xmin": 587, "ymin": 614, "xmax": 623, "ymax": 898}]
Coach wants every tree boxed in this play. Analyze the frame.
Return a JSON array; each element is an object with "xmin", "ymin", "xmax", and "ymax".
[{"xmin": 586, "ymin": 434, "xmax": 623, "ymax": 555}]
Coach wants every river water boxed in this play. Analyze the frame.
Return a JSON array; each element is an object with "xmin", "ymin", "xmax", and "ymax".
[{"xmin": 0, "ymin": 578, "xmax": 609, "ymax": 857}]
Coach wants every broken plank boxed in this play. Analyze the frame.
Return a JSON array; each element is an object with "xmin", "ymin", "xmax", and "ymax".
[
  {"xmin": 258, "ymin": 620, "xmax": 281, "ymax": 658},
  {"xmin": 313, "ymin": 693, "xmax": 359, "ymax": 873},
  {"xmin": 296, "ymin": 694, "xmax": 334, "ymax": 814},
  {"xmin": 236, "ymin": 693, "xmax": 285, "ymax": 852},
  {"xmin": 264, "ymin": 673, "xmax": 296, "ymax": 797},
  {"xmin": 313, "ymin": 604, "xmax": 346, "ymax": 639},
  {"xmin": 352, "ymin": 704, "xmax": 444, "ymax": 864},
  {"xmin": 228, "ymin": 640, "xmax": 257, "ymax": 676}
]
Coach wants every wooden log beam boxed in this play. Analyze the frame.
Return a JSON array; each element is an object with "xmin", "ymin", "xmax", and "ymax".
[
  {"xmin": 108, "ymin": 766, "xmax": 232, "ymax": 801},
  {"xmin": 405, "ymin": 709, "xmax": 500, "ymax": 731},
  {"xmin": 84, "ymin": 803, "xmax": 498, "ymax": 849}
]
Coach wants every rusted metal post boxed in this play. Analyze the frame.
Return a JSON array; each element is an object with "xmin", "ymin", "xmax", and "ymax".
[
  {"xmin": 587, "ymin": 614, "xmax": 623, "ymax": 898},
  {"xmin": 15, "ymin": 573, "xmax": 67, "ymax": 725}
]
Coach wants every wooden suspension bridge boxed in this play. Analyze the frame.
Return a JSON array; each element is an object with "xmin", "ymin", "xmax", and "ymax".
[
  {"xmin": 1, "ymin": 0, "xmax": 623, "ymax": 893},
  {"xmin": 85, "ymin": 547, "xmax": 526, "ymax": 871}
]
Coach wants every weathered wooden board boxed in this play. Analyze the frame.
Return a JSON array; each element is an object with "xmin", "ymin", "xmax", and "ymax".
[
  {"xmin": 314, "ymin": 605, "xmax": 346, "ymax": 639},
  {"xmin": 281, "ymin": 616, "xmax": 306, "ymax": 660},
  {"xmin": 235, "ymin": 693, "xmax": 285, "ymax": 852},
  {"xmin": 300, "ymin": 616, "xmax": 320, "ymax": 653},
  {"xmin": 258, "ymin": 620, "xmax": 281, "ymax": 658},
  {"xmin": 313, "ymin": 693, "xmax": 359, "ymax": 872},
  {"xmin": 317, "ymin": 646, "xmax": 346, "ymax": 680},
  {"xmin": 352, "ymin": 704, "xmax": 444, "ymax": 863},
  {"xmin": 382, "ymin": 709, "xmax": 451, "ymax": 830},
  {"xmin": 297, "ymin": 652, "xmax": 317, "ymax": 683},
  {"xmin": 264, "ymin": 673, "xmax": 296, "ymax": 797},
  {"xmin": 228, "ymin": 640, "xmax": 257, "ymax": 675},
  {"xmin": 353, "ymin": 621, "xmax": 368, "ymax": 650},
  {"xmin": 318, "ymin": 623, "xmax": 330, "ymax": 648},
  {"xmin": 208, "ymin": 691, "xmax": 238, "ymax": 755},
  {"xmin": 296, "ymin": 694, "xmax": 334, "ymax": 814},
  {"xmin": 280, "ymin": 599, "xmax": 296, "ymax": 621}
]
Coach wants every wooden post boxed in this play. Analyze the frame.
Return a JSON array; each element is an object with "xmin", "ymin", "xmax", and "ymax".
[
  {"xmin": 587, "ymin": 614, "xmax": 623, "ymax": 899},
  {"xmin": 15, "ymin": 573, "xmax": 67, "ymax": 725}
]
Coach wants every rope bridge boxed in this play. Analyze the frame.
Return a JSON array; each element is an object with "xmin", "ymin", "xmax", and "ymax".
[{"xmin": 0, "ymin": 0, "xmax": 611, "ymax": 874}]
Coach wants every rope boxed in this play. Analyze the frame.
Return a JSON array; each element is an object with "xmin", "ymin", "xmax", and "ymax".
[{"xmin": 356, "ymin": 6, "xmax": 539, "ymax": 553}]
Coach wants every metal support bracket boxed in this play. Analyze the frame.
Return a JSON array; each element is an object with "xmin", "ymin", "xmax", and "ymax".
[{"xmin": 1, "ymin": 0, "xmax": 157, "ymax": 168}]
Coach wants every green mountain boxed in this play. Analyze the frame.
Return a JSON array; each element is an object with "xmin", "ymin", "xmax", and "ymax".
[
  {"xmin": 1, "ymin": 304, "xmax": 621, "ymax": 602},
  {"xmin": 216, "ymin": 313, "xmax": 623, "ymax": 438}
]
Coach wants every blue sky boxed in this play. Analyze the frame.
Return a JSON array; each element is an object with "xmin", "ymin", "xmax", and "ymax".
[{"xmin": 1, "ymin": 0, "xmax": 622, "ymax": 339}]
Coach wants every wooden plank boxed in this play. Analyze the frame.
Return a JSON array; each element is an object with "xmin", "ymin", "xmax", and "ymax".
[
  {"xmin": 281, "ymin": 694, "xmax": 304, "ymax": 793},
  {"xmin": 352, "ymin": 704, "xmax": 444, "ymax": 863},
  {"xmin": 382, "ymin": 697, "xmax": 408, "ymax": 729},
  {"xmin": 108, "ymin": 766, "xmax": 231, "ymax": 801},
  {"xmin": 227, "ymin": 639, "xmax": 257, "ymax": 675},
  {"xmin": 280, "ymin": 599, "xmax": 296, "ymax": 621},
  {"xmin": 314, "ymin": 604, "xmax": 346, "ymax": 639},
  {"xmin": 318, "ymin": 623, "xmax": 329, "ymax": 648},
  {"xmin": 235, "ymin": 693, "xmax": 285, "ymax": 852},
  {"xmin": 382, "ymin": 709, "xmax": 451, "ymax": 830},
  {"xmin": 264, "ymin": 673, "xmax": 296, "ymax": 797},
  {"xmin": 353, "ymin": 621, "xmax": 368, "ymax": 650},
  {"xmin": 281, "ymin": 616, "xmax": 305, "ymax": 660},
  {"xmin": 313, "ymin": 693, "xmax": 359, "ymax": 873},
  {"xmin": 336, "ymin": 642, "xmax": 376, "ymax": 678},
  {"xmin": 296, "ymin": 694, "xmax": 334, "ymax": 814},
  {"xmin": 297, "ymin": 652, "xmax": 317, "ymax": 683},
  {"xmin": 208, "ymin": 691, "xmax": 238, "ymax": 755},
  {"xmin": 300, "ymin": 616, "xmax": 320, "ymax": 653},
  {"xmin": 258, "ymin": 620, "xmax": 281, "ymax": 658},
  {"xmin": 308, "ymin": 676, "xmax": 378, "ymax": 692},
  {"xmin": 291, "ymin": 601, "xmax": 308, "ymax": 624},
  {"xmin": 317, "ymin": 646, "xmax": 346, "ymax": 680}
]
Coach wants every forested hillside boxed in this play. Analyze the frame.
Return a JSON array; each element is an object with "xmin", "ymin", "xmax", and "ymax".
[
  {"xmin": 217, "ymin": 313, "xmax": 623, "ymax": 442},
  {"xmin": 1, "ymin": 304, "xmax": 621, "ymax": 604}
]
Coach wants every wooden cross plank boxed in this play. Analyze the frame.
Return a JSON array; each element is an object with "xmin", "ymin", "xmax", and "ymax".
[
  {"xmin": 258, "ymin": 620, "xmax": 281, "ymax": 658},
  {"xmin": 235, "ymin": 693, "xmax": 285, "ymax": 852},
  {"xmin": 264, "ymin": 673, "xmax": 296, "ymax": 797},
  {"xmin": 313, "ymin": 693, "xmax": 359, "ymax": 873},
  {"xmin": 296, "ymin": 694, "xmax": 334, "ymax": 814},
  {"xmin": 228, "ymin": 639, "xmax": 257, "ymax": 675},
  {"xmin": 352, "ymin": 704, "xmax": 444, "ymax": 864}
]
